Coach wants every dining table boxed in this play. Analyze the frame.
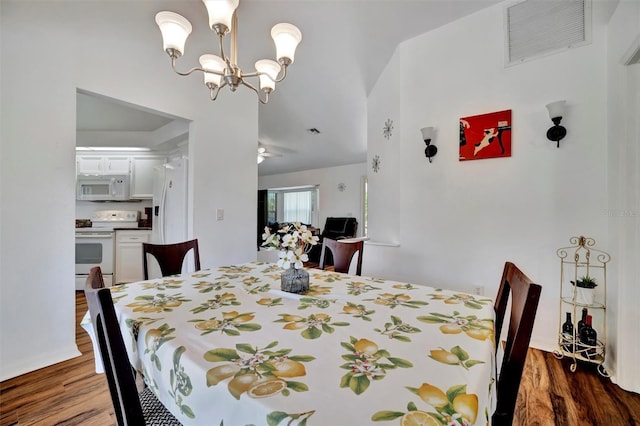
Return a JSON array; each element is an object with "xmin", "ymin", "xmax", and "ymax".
[{"xmin": 85, "ymin": 262, "xmax": 497, "ymax": 426}]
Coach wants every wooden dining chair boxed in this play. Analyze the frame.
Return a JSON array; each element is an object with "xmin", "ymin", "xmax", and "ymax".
[
  {"xmin": 142, "ymin": 238, "xmax": 201, "ymax": 280},
  {"xmin": 319, "ymin": 238, "xmax": 364, "ymax": 276},
  {"xmin": 492, "ymin": 261, "xmax": 542, "ymax": 426},
  {"xmin": 84, "ymin": 267, "xmax": 180, "ymax": 426}
]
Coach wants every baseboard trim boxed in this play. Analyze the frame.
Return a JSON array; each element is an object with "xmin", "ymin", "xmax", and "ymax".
[{"xmin": 0, "ymin": 345, "xmax": 81, "ymax": 382}]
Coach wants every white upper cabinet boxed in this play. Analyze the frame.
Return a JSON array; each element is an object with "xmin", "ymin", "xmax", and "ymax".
[
  {"xmin": 76, "ymin": 153, "xmax": 165, "ymax": 199},
  {"xmin": 104, "ymin": 157, "xmax": 131, "ymax": 175},
  {"xmin": 131, "ymin": 156, "xmax": 165, "ymax": 199},
  {"xmin": 76, "ymin": 156, "xmax": 105, "ymax": 175},
  {"xmin": 77, "ymin": 156, "xmax": 130, "ymax": 175}
]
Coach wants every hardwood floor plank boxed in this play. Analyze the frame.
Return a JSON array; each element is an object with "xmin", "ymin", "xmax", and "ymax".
[{"xmin": 1, "ymin": 292, "xmax": 639, "ymax": 425}]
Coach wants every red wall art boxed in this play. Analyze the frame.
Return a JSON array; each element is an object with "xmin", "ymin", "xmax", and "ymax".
[{"xmin": 459, "ymin": 109, "xmax": 512, "ymax": 161}]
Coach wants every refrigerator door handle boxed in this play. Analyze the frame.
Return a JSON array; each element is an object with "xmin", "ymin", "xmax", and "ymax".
[{"xmin": 159, "ymin": 175, "xmax": 168, "ymax": 244}]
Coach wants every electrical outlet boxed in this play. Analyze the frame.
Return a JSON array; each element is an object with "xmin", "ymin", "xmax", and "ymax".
[
  {"xmin": 216, "ymin": 209, "xmax": 224, "ymax": 221},
  {"xmin": 472, "ymin": 285, "xmax": 484, "ymax": 296}
]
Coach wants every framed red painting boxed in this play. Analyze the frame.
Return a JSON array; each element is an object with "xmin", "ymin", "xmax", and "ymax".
[{"xmin": 459, "ymin": 109, "xmax": 512, "ymax": 161}]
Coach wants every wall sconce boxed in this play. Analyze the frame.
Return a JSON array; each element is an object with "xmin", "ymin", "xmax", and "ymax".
[
  {"xmin": 421, "ymin": 127, "xmax": 437, "ymax": 163},
  {"xmin": 545, "ymin": 100, "xmax": 567, "ymax": 148}
]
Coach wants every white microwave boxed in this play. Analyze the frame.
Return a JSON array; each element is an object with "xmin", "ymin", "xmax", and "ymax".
[{"xmin": 77, "ymin": 175, "xmax": 130, "ymax": 201}]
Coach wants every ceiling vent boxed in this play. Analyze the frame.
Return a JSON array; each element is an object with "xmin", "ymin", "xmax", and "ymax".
[{"xmin": 505, "ymin": 0, "xmax": 591, "ymax": 67}]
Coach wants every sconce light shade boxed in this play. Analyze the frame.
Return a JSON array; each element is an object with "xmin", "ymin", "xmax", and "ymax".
[
  {"xmin": 421, "ymin": 126, "xmax": 435, "ymax": 141},
  {"xmin": 420, "ymin": 126, "xmax": 438, "ymax": 163},
  {"xmin": 546, "ymin": 100, "xmax": 566, "ymax": 119},
  {"xmin": 545, "ymin": 100, "xmax": 567, "ymax": 148}
]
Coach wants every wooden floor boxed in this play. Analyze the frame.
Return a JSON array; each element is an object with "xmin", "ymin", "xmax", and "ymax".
[{"xmin": 1, "ymin": 292, "xmax": 639, "ymax": 426}]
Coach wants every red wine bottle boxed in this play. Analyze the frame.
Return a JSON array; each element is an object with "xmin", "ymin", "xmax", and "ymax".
[
  {"xmin": 577, "ymin": 307, "xmax": 588, "ymax": 335},
  {"xmin": 580, "ymin": 314, "xmax": 597, "ymax": 358},
  {"xmin": 561, "ymin": 312, "xmax": 574, "ymax": 351}
]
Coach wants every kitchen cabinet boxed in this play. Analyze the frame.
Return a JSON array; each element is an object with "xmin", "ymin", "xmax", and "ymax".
[
  {"xmin": 77, "ymin": 156, "xmax": 130, "ymax": 175},
  {"xmin": 114, "ymin": 229, "xmax": 151, "ymax": 284},
  {"xmin": 130, "ymin": 156, "xmax": 165, "ymax": 199}
]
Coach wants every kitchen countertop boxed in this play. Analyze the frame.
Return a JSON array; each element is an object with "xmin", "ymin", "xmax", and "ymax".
[{"xmin": 113, "ymin": 227, "xmax": 152, "ymax": 231}]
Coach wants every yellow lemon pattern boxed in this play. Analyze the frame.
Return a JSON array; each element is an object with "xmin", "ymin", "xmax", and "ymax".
[
  {"xmin": 190, "ymin": 311, "xmax": 262, "ymax": 336},
  {"xmin": 204, "ymin": 341, "xmax": 315, "ymax": 400},
  {"xmin": 340, "ymin": 336, "xmax": 413, "ymax": 395},
  {"xmin": 372, "ymin": 383, "xmax": 479, "ymax": 426},
  {"xmin": 275, "ymin": 312, "xmax": 349, "ymax": 339},
  {"xmin": 108, "ymin": 262, "xmax": 495, "ymax": 425},
  {"xmin": 416, "ymin": 311, "xmax": 494, "ymax": 342}
]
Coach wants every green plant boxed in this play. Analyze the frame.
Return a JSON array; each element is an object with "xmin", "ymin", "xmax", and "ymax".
[{"xmin": 572, "ymin": 275, "xmax": 597, "ymax": 289}]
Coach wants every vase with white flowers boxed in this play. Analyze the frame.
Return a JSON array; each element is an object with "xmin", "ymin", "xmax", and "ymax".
[{"xmin": 262, "ymin": 222, "xmax": 319, "ymax": 293}]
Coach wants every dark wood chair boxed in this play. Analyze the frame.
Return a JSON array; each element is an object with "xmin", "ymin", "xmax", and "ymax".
[
  {"xmin": 492, "ymin": 262, "xmax": 542, "ymax": 426},
  {"xmin": 319, "ymin": 238, "xmax": 364, "ymax": 276},
  {"xmin": 84, "ymin": 267, "xmax": 180, "ymax": 425},
  {"xmin": 142, "ymin": 239, "xmax": 201, "ymax": 280}
]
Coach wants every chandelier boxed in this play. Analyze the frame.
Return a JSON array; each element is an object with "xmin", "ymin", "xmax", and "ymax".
[{"xmin": 155, "ymin": 0, "xmax": 302, "ymax": 104}]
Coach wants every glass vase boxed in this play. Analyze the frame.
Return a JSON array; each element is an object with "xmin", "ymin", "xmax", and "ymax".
[{"xmin": 281, "ymin": 264, "xmax": 309, "ymax": 294}]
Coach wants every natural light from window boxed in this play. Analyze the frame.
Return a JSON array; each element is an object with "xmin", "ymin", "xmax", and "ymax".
[{"xmin": 283, "ymin": 190, "xmax": 313, "ymax": 224}]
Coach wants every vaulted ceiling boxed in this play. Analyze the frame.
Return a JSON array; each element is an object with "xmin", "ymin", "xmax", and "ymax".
[{"xmin": 77, "ymin": 0, "xmax": 502, "ymax": 175}]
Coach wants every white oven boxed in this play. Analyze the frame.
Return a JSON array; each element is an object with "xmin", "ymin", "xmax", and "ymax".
[
  {"xmin": 75, "ymin": 230, "xmax": 114, "ymax": 289},
  {"xmin": 75, "ymin": 210, "xmax": 139, "ymax": 290}
]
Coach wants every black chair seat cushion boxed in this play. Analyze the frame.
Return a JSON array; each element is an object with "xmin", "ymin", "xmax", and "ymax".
[{"xmin": 139, "ymin": 387, "xmax": 181, "ymax": 425}]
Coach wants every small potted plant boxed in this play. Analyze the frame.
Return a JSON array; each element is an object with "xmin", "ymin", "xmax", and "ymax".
[{"xmin": 571, "ymin": 275, "xmax": 597, "ymax": 305}]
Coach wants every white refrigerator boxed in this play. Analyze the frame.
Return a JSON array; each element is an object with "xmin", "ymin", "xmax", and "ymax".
[{"xmin": 152, "ymin": 157, "xmax": 188, "ymax": 245}]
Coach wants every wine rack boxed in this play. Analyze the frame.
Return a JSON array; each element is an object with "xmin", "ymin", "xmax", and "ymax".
[{"xmin": 553, "ymin": 236, "xmax": 610, "ymax": 376}]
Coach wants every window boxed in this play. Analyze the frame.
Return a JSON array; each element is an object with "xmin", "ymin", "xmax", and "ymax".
[
  {"xmin": 267, "ymin": 192, "xmax": 277, "ymax": 224},
  {"xmin": 283, "ymin": 190, "xmax": 313, "ymax": 224},
  {"xmin": 362, "ymin": 177, "xmax": 368, "ymax": 237}
]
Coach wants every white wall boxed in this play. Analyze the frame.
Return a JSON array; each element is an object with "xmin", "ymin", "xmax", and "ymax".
[
  {"xmin": 259, "ymin": 163, "xmax": 367, "ymax": 236},
  {"xmin": 365, "ymin": 0, "xmax": 613, "ymax": 359},
  {"xmin": 606, "ymin": 0, "xmax": 640, "ymax": 393},
  {"xmin": 367, "ymin": 49, "xmax": 401, "ymax": 245},
  {"xmin": 0, "ymin": 1, "xmax": 257, "ymax": 380}
]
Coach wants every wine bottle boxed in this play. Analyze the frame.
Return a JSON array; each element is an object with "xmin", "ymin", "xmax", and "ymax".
[
  {"xmin": 561, "ymin": 312, "xmax": 574, "ymax": 351},
  {"xmin": 580, "ymin": 314, "xmax": 597, "ymax": 358},
  {"xmin": 577, "ymin": 307, "xmax": 588, "ymax": 335}
]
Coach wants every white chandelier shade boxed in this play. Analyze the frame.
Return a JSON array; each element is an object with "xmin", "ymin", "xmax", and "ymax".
[
  {"xmin": 203, "ymin": 0, "xmax": 239, "ymax": 34},
  {"xmin": 155, "ymin": 11, "xmax": 192, "ymax": 55},
  {"xmin": 199, "ymin": 54, "xmax": 226, "ymax": 88},
  {"xmin": 271, "ymin": 23, "xmax": 303, "ymax": 65},
  {"xmin": 154, "ymin": 0, "xmax": 302, "ymax": 104},
  {"xmin": 255, "ymin": 60, "xmax": 281, "ymax": 92}
]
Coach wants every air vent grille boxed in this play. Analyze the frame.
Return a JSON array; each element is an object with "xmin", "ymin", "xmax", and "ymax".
[{"xmin": 505, "ymin": 0, "xmax": 591, "ymax": 66}]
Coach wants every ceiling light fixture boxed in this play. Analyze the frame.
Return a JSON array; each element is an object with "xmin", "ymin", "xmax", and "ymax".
[{"xmin": 155, "ymin": 0, "xmax": 302, "ymax": 104}]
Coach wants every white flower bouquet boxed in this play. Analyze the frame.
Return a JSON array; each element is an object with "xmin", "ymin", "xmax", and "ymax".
[{"xmin": 262, "ymin": 222, "xmax": 319, "ymax": 269}]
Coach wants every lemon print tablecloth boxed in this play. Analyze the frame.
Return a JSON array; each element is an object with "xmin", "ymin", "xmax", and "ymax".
[{"xmin": 104, "ymin": 262, "xmax": 496, "ymax": 426}]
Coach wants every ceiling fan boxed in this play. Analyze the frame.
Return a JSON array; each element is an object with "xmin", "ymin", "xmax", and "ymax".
[{"xmin": 257, "ymin": 146, "xmax": 280, "ymax": 164}]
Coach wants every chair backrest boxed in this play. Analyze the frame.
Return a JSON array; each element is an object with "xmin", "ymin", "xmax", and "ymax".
[
  {"xmin": 142, "ymin": 239, "xmax": 201, "ymax": 280},
  {"xmin": 492, "ymin": 262, "xmax": 542, "ymax": 426},
  {"xmin": 319, "ymin": 238, "xmax": 364, "ymax": 276},
  {"xmin": 87, "ymin": 265, "xmax": 106, "ymax": 290},
  {"xmin": 322, "ymin": 217, "xmax": 358, "ymax": 240},
  {"xmin": 84, "ymin": 267, "xmax": 145, "ymax": 425}
]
